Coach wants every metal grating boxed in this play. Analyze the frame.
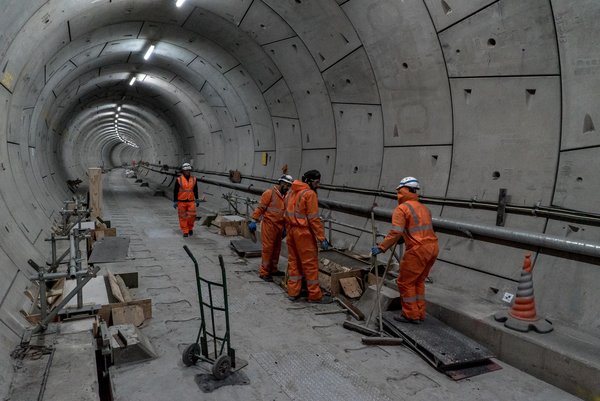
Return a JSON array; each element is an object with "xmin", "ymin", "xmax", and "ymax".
[{"xmin": 253, "ymin": 346, "xmax": 394, "ymax": 401}]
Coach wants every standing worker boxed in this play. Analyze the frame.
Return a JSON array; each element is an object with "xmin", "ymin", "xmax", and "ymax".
[
  {"xmin": 173, "ymin": 163, "xmax": 200, "ymax": 237},
  {"xmin": 285, "ymin": 170, "xmax": 331, "ymax": 304},
  {"xmin": 248, "ymin": 175, "xmax": 294, "ymax": 282},
  {"xmin": 372, "ymin": 177, "xmax": 438, "ymax": 324}
]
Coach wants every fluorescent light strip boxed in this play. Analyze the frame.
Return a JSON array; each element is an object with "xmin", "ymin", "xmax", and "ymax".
[
  {"xmin": 117, "ymin": 106, "xmax": 121, "ymax": 112},
  {"xmin": 143, "ymin": 45, "xmax": 155, "ymax": 60},
  {"xmin": 129, "ymin": 77, "xmax": 136, "ymax": 86},
  {"xmin": 176, "ymin": 0, "xmax": 186, "ymax": 7}
]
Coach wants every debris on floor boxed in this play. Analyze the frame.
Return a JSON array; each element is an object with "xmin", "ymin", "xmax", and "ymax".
[{"xmin": 102, "ymin": 323, "xmax": 157, "ymax": 366}]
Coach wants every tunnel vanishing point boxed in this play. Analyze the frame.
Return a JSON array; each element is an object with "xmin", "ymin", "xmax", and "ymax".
[{"xmin": 0, "ymin": 0, "xmax": 599, "ymax": 400}]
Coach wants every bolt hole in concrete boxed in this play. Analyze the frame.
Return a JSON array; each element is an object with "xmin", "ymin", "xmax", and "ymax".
[
  {"xmin": 353, "ymin": 166, "xmax": 359, "ymax": 173},
  {"xmin": 488, "ymin": 38, "xmax": 496, "ymax": 46},
  {"xmin": 402, "ymin": 62, "xmax": 408, "ymax": 69},
  {"xmin": 492, "ymin": 171, "xmax": 500, "ymax": 180},
  {"xmin": 577, "ymin": 177, "xmax": 583, "ymax": 182}
]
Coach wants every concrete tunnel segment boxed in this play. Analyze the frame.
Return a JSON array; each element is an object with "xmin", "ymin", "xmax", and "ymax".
[{"xmin": 0, "ymin": 0, "xmax": 599, "ymax": 398}]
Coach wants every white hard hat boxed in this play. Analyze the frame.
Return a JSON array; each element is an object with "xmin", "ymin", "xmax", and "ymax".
[
  {"xmin": 181, "ymin": 163, "xmax": 192, "ymax": 171},
  {"xmin": 396, "ymin": 176, "xmax": 420, "ymax": 190},
  {"xmin": 278, "ymin": 174, "xmax": 293, "ymax": 185}
]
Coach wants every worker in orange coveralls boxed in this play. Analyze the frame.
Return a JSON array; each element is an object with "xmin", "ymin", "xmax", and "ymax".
[
  {"xmin": 285, "ymin": 170, "xmax": 332, "ymax": 304},
  {"xmin": 372, "ymin": 177, "xmax": 438, "ymax": 324},
  {"xmin": 247, "ymin": 175, "xmax": 294, "ymax": 282},
  {"xmin": 173, "ymin": 163, "xmax": 199, "ymax": 238}
]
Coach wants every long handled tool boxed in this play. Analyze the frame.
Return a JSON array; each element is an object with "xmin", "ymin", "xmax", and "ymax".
[
  {"xmin": 369, "ymin": 206, "xmax": 382, "ymax": 332},
  {"xmin": 365, "ymin": 242, "xmax": 398, "ymax": 330}
]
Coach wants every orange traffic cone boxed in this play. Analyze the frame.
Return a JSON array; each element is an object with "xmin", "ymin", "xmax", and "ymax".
[{"xmin": 494, "ymin": 254, "xmax": 553, "ymax": 333}]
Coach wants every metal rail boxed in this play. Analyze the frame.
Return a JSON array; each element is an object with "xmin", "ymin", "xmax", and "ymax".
[
  {"xmin": 137, "ymin": 166, "xmax": 600, "ymax": 260},
  {"xmin": 136, "ymin": 162, "xmax": 600, "ymax": 226}
]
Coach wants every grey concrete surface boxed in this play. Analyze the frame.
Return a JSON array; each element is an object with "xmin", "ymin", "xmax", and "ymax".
[
  {"xmin": 0, "ymin": 0, "xmax": 600, "ymax": 399},
  {"xmin": 105, "ymin": 172, "xmax": 579, "ymax": 401}
]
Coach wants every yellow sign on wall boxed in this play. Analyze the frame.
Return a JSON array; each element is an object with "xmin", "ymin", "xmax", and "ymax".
[{"xmin": 261, "ymin": 152, "xmax": 268, "ymax": 166}]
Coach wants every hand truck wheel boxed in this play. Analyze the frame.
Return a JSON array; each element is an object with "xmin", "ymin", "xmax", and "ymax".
[
  {"xmin": 182, "ymin": 343, "xmax": 200, "ymax": 367},
  {"xmin": 212, "ymin": 354, "xmax": 232, "ymax": 380}
]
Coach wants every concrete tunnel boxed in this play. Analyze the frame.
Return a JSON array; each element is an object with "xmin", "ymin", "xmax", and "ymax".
[{"xmin": 1, "ymin": 0, "xmax": 599, "ymax": 400}]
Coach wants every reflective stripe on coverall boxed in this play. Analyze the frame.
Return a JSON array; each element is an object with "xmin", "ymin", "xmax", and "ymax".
[
  {"xmin": 177, "ymin": 175, "xmax": 197, "ymax": 234},
  {"xmin": 379, "ymin": 192, "xmax": 438, "ymax": 320},
  {"xmin": 252, "ymin": 187, "xmax": 286, "ymax": 278},
  {"xmin": 285, "ymin": 180, "xmax": 325, "ymax": 301}
]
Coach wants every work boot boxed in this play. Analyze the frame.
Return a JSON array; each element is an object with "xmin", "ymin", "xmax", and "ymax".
[
  {"xmin": 393, "ymin": 314, "xmax": 420, "ymax": 324},
  {"xmin": 260, "ymin": 275, "xmax": 273, "ymax": 282},
  {"xmin": 183, "ymin": 233, "xmax": 189, "ymax": 238},
  {"xmin": 308, "ymin": 295, "xmax": 333, "ymax": 304},
  {"xmin": 271, "ymin": 271, "xmax": 285, "ymax": 277},
  {"xmin": 189, "ymin": 230, "xmax": 193, "ymax": 236}
]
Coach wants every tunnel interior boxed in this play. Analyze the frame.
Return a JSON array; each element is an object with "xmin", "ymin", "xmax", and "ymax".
[{"xmin": 1, "ymin": 0, "xmax": 600, "ymax": 398}]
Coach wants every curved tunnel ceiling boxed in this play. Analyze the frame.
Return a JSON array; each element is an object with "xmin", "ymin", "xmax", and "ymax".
[{"xmin": 1, "ymin": 0, "xmax": 600, "ymax": 340}]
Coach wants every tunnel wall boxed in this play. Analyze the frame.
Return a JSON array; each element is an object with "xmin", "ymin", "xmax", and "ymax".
[{"xmin": 1, "ymin": 0, "xmax": 600, "ymax": 397}]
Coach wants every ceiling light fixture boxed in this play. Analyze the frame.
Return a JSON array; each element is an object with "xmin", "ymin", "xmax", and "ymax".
[
  {"xmin": 143, "ymin": 44, "xmax": 155, "ymax": 60},
  {"xmin": 176, "ymin": 0, "xmax": 186, "ymax": 7},
  {"xmin": 129, "ymin": 77, "xmax": 136, "ymax": 86},
  {"xmin": 117, "ymin": 106, "xmax": 121, "ymax": 112}
]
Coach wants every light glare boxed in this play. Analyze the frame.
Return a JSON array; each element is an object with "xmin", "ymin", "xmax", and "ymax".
[{"xmin": 143, "ymin": 45, "xmax": 155, "ymax": 60}]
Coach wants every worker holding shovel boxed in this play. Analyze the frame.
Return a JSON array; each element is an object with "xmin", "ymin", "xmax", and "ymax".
[{"xmin": 372, "ymin": 177, "xmax": 438, "ymax": 324}]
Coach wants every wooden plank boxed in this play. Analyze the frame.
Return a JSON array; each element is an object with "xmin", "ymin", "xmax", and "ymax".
[
  {"xmin": 115, "ymin": 275, "xmax": 132, "ymax": 302},
  {"xmin": 107, "ymin": 270, "xmax": 124, "ymax": 302},
  {"xmin": 330, "ymin": 270, "xmax": 363, "ymax": 297},
  {"xmin": 339, "ymin": 277, "xmax": 363, "ymax": 299},
  {"xmin": 88, "ymin": 167, "xmax": 103, "ymax": 220},
  {"xmin": 224, "ymin": 225, "xmax": 238, "ymax": 236},
  {"xmin": 99, "ymin": 299, "xmax": 152, "ymax": 324},
  {"xmin": 111, "ymin": 305, "xmax": 145, "ymax": 327}
]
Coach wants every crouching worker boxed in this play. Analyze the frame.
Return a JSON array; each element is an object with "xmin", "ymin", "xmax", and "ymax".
[
  {"xmin": 285, "ymin": 170, "xmax": 331, "ymax": 304},
  {"xmin": 248, "ymin": 175, "xmax": 293, "ymax": 281},
  {"xmin": 371, "ymin": 177, "xmax": 438, "ymax": 324}
]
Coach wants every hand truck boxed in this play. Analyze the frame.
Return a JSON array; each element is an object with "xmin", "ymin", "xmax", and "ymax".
[{"xmin": 181, "ymin": 245, "xmax": 247, "ymax": 379}]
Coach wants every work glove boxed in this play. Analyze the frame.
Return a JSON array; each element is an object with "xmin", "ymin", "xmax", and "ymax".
[
  {"xmin": 172, "ymin": 202, "xmax": 178, "ymax": 209},
  {"xmin": 320, "ymin": 239, "xmax": 330, "ymax": 250},
  {"xmin": 282, "ymin": 228, "xmax": 287, "ymax": 239},
  {"xmin": 371, "ymin": 246, "xmax": 383, "ymax": 256},
  {"xmin": 248, "ymin": 221, "xmax": 257, "ymax": 233},
  {"xmin": 195, "ymin": 199, "xmax": 200, "ymax": 207}
]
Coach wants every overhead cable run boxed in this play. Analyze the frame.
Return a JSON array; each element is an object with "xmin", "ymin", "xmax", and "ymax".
[{"xmin": 136, "ymin": 164, "xmax": 600, "ymax": 261}]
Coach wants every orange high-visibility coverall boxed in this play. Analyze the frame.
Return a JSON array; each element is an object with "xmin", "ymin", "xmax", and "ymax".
[
  {"xmin": 175, "ymin": 175, "xmax": 197, "ymax": 235},
  {"xmin": 285, "ymin": 180, "xmax": 325, "ymax": 301},
  {"xmin": 379, "ymin": 190, "xmax": 438, "ymax": 321},
  {"xmin": 252, "ymin": 186, "xmax": 286, "ymax": 278}
]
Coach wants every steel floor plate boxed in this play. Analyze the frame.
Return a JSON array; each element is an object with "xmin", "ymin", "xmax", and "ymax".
[
  {"xmin": 230, "ymin": 239, "xmax": 261, "ymax": 257},
  {"xmin": 381, "ymin": 311, "xmax": 494, "ymax": 370},
  {"xmin": 89, "ymin": 236, "xmax": 130, "ymax": 263},
  {"xmin": 253, "ymin": 346, "xmax": 394, "ymax": 401}
]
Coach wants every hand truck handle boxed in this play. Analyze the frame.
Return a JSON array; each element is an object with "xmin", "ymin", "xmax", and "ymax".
[{"xmin": 183, "ymin": 245, "xmax": 198, "ymax": 265}]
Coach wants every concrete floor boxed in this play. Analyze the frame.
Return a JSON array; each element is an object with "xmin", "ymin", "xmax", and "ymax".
[{"xmin": 101, "ymin": 169, "xmax": 579, "ymax": 401}]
